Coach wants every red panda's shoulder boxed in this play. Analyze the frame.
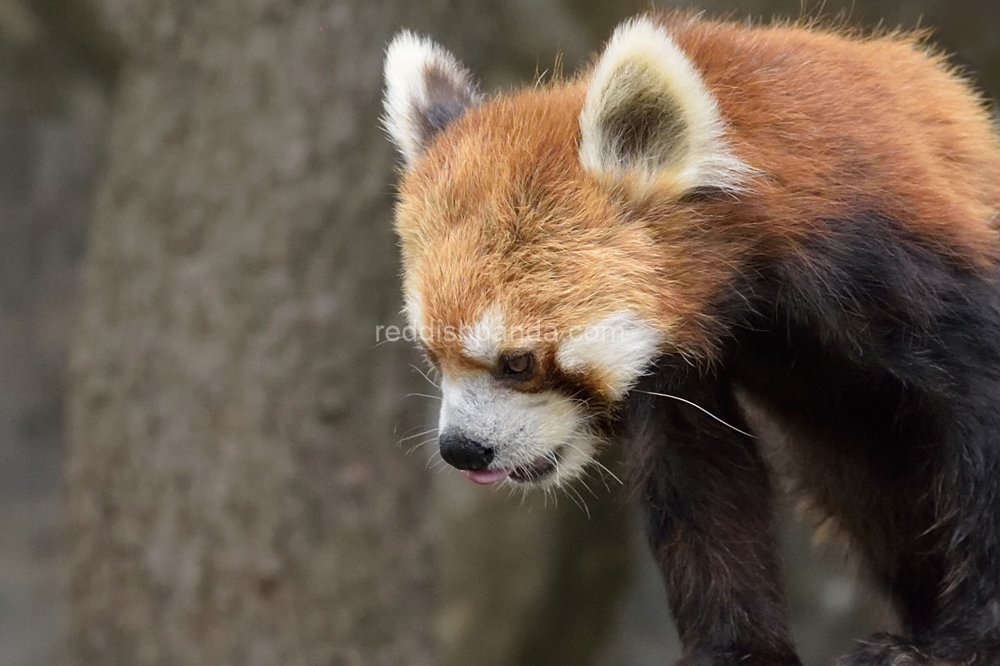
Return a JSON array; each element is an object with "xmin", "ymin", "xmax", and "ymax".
[{"xmin": 666, "ymin": 17, "xmax": 1000, "ymax": 263}]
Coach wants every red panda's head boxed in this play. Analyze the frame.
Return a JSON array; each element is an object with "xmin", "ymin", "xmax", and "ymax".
[{"xmin": 382, "ymin": 18, "xmax": 751, "ymax": 487}]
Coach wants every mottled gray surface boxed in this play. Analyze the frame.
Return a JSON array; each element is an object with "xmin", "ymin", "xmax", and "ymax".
[
  {"xmin": 0, "ymin": 5, "xmax": 109, "ymax": 661},
  {"xmin": 60, "ymin": 1, "xmax": 602, "ymax": 665},
  {"xmin": 64, "ymin": 2, "xmax": 435, "ymax": 664}
]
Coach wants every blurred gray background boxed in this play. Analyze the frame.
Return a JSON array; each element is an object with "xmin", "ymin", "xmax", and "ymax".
[{"xmin": 0, "ymin": 1, "xmax": 997, "ymax": 665}]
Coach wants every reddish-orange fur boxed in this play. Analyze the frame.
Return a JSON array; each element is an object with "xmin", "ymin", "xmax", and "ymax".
[{"xmin": 396, "ymin": 14, "xmax": 1000, "ymax": 380}]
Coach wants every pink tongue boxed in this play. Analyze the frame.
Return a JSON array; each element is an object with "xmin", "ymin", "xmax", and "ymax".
[{"xmin": 462, "ymin": 468, "xmax": 510, "ymax": 485}]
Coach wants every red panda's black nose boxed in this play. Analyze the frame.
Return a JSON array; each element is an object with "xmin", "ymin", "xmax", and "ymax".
[{"xmin": 439, "ymin": 432, "xmax": 494, "ymax": 471}]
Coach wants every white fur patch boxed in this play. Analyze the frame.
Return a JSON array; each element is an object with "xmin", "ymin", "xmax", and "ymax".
[
  {"xmin": 461, "ymin": 305, "xmax": 505, "ymax": 363},
  {"xmin": 557, "ymin": 312, "xmax": 663, "ymax": 400},
  {"xmin": 403, "ymin": 292, "xmax": 424, "ymax": 338},
  {"xmin": 382, "ymin": 31, "xmax": 481, "ymax": 167},
  {"xmin": 438, "ymin": 372, "xmax": 600, "ymax": 487},
  {"xmin": 579, "ymin": 17, "xmax": 751, "ymax": 195}
]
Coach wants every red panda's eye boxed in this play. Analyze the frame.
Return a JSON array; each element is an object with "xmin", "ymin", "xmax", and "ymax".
[{"xmin": 499, "ymin": 351, "xmax": 536, "ymax": 380}]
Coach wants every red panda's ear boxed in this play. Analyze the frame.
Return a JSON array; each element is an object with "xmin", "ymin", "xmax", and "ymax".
[
  {"xmin": 383, "ymin": 31, "xmax": 481, "ymax": 168},
  {"xmin": 579, "ymin": 17, "xmax": 751, "ymax": 198}
]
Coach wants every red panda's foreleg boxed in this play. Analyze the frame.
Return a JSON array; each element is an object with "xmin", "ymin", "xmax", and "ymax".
[{"xmin": 625, "ymin": 371, "xmax": 801, "ymax": 666}]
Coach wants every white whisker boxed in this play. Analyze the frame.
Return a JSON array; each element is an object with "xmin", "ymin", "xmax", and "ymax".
[
  {"xmin": 577, "ymin": 473, "xmax": 600, "ymax": 500},
  {"xmin": 397, "ymin": 427, "xmax": 439, "ymax": 445},
  {"xmin": 410, "ymin": 364, "xmax": 441, "ymax": 389},
  {"xmin": 583, "ymin": 465, "xmax": 611, "ymax": 494},
  {"xmin": 407, "ymin": 392, "xmax": 441, "ymax": 401},
  {"xmin": 565, "ymin": 484, "xmax": 591, "ymax": 518},
  {"xmin": 407, "ymin": 437, "xmax": 439, "ymax": 455},
  {"xmin": 635, "ymin": 389, "xmax": 757, "ymax": 438},
  {"xmin": 426, "ymin": 451, "xmax": 448, "ymax": 472},
  {"xmin": 563, "ymin": 441, "xmax": 623, "ymax": 486}
]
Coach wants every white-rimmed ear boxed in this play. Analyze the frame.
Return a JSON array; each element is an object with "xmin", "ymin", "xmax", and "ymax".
[
  {"xmin": 579, "ymin": 17, "xmax": 750, "ymax": 197},
  {"xmin": 383, "ymin": 31, "xmax": 481, "ymax": 168}
]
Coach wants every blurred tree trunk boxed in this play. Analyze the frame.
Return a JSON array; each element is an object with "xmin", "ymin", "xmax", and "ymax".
[
  {"xmin": 62, "ymin": 1, "xmax": 608, "ymax": 665},
  {"xmin": 62, "ymin": 1, "xmax": 434, "ymax": 663}
]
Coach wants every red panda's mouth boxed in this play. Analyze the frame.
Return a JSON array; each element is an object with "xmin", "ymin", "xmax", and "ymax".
[
  {"xmin": 463, "ymin": 447, "xmax": 564, "ymax": 485},
  {"xmin": 509, "ymin": 449, "xmax": 562, "ymax": 483}
]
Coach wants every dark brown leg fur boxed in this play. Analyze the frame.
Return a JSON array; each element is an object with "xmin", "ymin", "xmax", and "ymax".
[
  {"xmin": 622, "ymin": 215, "xmax": 1000, "ymax": 666},
  {"xmin": 835, "ymin": 633, "xmax": 1000, "ymax": 666},
  {"xmin": 625, "ymin": 372, "xmax": 802, "ymax": 666},
  {"xmin": 732, "ymin": 321, "xmax": 1000, "ymax": 666}
]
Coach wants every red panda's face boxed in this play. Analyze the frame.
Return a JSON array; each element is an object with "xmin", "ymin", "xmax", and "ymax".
[
  {"xmin": 395, "ymin": 119, "xmax": 667, "ymax": 486},
  {"xmin": 383, "ymin": 19, "xmax": 751, "ymax": 486}
]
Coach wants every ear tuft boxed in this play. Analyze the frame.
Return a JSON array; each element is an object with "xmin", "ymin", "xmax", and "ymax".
[
  {"xmin": 579, "ymin": 17, "xmax": 751, "ymax": 197},
  {"xmin": 383, "ymin": 31, "xmax": 481, "ymax": 168}
]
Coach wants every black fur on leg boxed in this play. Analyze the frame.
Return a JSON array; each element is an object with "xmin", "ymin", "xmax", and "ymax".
[
  {"xmin": 622, "ymin": 361, "xmax": 802, "ymax": 666},
  {"xmin": 717, "ymin": 214, "xmax": 1000, "ymax": 666},
  {"xmin": 835, "ymin": 635, "xmax": 937, "ymax": 666},
  {"xmin": 678, "ymin": 646, "xmax": 802, "ymax": 666},
  {"xmin": 834, "ymin": 633, "xmax": 1000, "ymax": 666},
  {"xmin": 618, "ymin": 210, "xmax": 1000, "ymax": 666}
]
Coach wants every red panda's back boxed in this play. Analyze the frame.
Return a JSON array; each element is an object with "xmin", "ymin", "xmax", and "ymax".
[{"xmin": 667, "ymin": 16, "xmax": 1000, "ymax": 264}]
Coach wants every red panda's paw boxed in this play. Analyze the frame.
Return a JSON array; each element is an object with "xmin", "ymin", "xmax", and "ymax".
[
  {"xmin": 677, "ymin": 647, "xmax": 802, "ymax": 666},
  {"xmin": 834, "ymin": 634, "xmax": 977, "ymax": 666}
]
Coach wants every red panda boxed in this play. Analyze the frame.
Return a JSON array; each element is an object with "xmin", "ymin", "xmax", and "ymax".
[{"xmin": 382, "ymin": 13, "xmax": 1000, "ymax": 666}]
